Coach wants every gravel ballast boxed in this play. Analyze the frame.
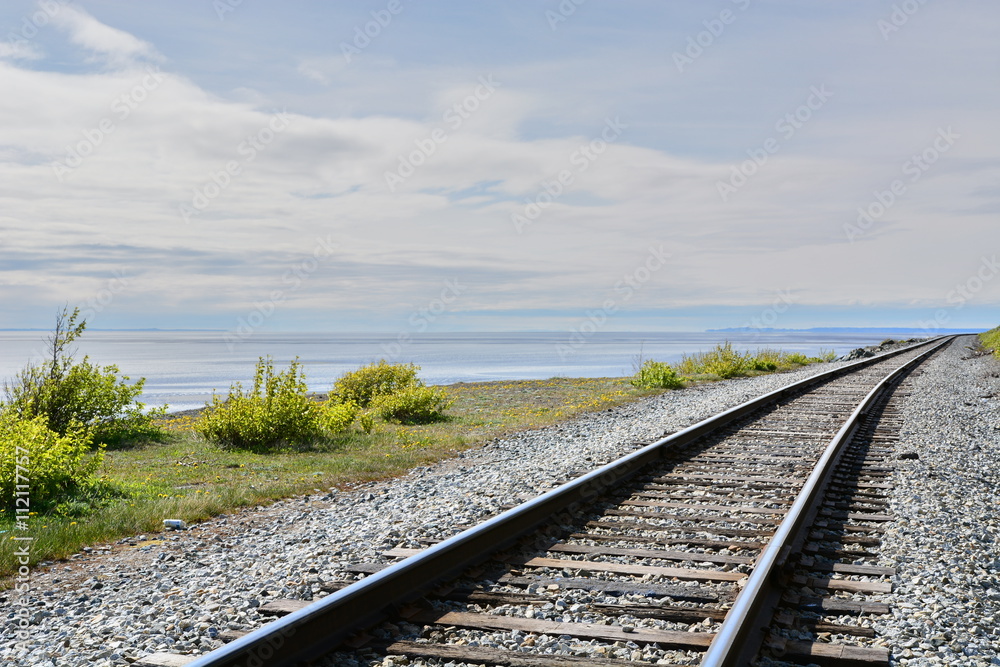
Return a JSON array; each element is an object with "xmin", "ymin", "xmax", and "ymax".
[
  {"xmin": 3, "ymin": 338, "xmax": 998, "ymax": 666},
  {"xmin": 876, "ymin": 337, "xmax": 1000, "ymax": 666}
]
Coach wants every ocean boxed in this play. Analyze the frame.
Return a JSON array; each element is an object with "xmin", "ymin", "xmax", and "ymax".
[{"xmin": 0, "ymin": 330, "xmax": 920, "ymax": 413}]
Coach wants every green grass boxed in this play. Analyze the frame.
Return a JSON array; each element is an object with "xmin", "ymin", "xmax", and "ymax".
[
  {"xmin": 979, "ymin": 326, "xmax": 1000, "ymax": 358},
  {"xmin": 672, "ymin": 342, "xmax": 828, "ymax": 381},
  {"xmin": 1, "ymin": 377, "xmax": 656, "ymax": 578},
  {"xmin": 0, "ymin": 347, "xmax": 836, "ymax": 580}
]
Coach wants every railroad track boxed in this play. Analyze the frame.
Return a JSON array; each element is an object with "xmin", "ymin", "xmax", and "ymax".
[{"xmin": 143, "ymin": 336, "xmax": 954, "ymax": 667}]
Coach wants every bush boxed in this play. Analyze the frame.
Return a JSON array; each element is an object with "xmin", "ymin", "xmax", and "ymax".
[
  {"xmin": 783, "ymin": 352, "xmax": 811, "ymax": 365},
  {"xmin": 816, "ymin": 348, "xmax": 837, "ymax": 362},
  {"xmin": 630, "ymin": 360, "xmax": 685, "ymax": 389},
  {"xmin": 332, "ymin": 360, "xmax": 421, "ymax": 407},
  {"xmin": 673, "ymin": 343, "xmax": 835, "ymax": 379},
  {"xmin": 700, "ymin": 342, "xmax": 752, "ymax": 378},
  {"xmin": 197, "ymin": 357, "xmax": 326, "ymax": 451},
  {"xmin": 750, "ymin": 348, "xmax": 783, "ymax": 372},
  {"xmin": 676, "ymin": 342, "xmax": 750, "ymax": 378},
  {"xmin": 370, "ymin": 385, "xmax": 452, "ymax": 424},
  {"xmin": 358, "ymin": 411, "xmax": 376, "ymax": 434},
  {"xmin": 2, "ymin": 307, "xmax": 164, "ymax": 445},
  {"xmin": 0, "ymin": 413, "xmax": 103, "ymax": 512},
  {"xmin": 321, "ymin": 400, "xmax": 358, "ymax": 433}
]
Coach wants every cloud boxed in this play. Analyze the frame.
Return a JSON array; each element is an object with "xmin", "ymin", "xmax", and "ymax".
[
  {"xmin": 2, "ymin": 3, "xmax": 999, "ymax": 331},
  {"xmin": 0, "ymin": 40, "xmax": 43, "ymax": 61},
  {"xmin": 51, "ymin": 5, "xmax": 163, "ymax": 67}
]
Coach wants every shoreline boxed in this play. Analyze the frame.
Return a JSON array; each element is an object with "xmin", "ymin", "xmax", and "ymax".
[
  {"xmin": 154, "ymin": 337, "xmax": 919, "ymax": 417},
  {"xmin": 2, "ymin": 329, "xmax": 927, "ymax": 414}
]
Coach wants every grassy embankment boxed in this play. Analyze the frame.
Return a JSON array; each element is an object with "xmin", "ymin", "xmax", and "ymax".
[
  {"xmin": 0, "ymin": 344, "xmax": 834, "ymax": 578},
  {"xmin": 979, "ymin": 326, "xmax": 1000, "ymax": 358}
]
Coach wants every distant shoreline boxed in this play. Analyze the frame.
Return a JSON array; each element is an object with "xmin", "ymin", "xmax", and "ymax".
[{"xmin": 0, "ymin": 327, "xmax": 981, "ymax": 334}]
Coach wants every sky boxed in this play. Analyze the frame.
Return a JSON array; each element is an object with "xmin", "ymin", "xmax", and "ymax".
[{"xmin": 0, "ymin": 0, "xmax": 998, "ymax": 335}]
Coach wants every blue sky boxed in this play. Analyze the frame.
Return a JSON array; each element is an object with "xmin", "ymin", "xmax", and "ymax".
[{"xmin": 1, "ymin": 0, "xmax": 997, "ymax": 334}]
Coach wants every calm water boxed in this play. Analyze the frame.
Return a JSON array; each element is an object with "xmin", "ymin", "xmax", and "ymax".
[{"xmin": 0, "ymin": 330, "xmax": 917, "ymax": 412}]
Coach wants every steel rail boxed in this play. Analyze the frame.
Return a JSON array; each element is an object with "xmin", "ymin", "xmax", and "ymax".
[
  {"xmin": 185, "ymin": 337, "xmax": 949, "ymax": 667},
  {"xmin": 699, "ymin": 335, "xmax": 954, "ymax": 666}
]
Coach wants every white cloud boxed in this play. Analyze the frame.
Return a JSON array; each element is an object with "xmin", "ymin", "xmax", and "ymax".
[
  {"xmin": 51, "ymin": 5, "xmax": 163, "ymax": 67},
  {"xmin": 0, "ymin": 40, "xmax": 43, "ymax": 61},
  {"xmin": 2, "ymin": 3, "xmax": 999, "ymax": 330}
]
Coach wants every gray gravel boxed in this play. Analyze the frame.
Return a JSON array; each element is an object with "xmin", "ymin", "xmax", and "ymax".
[
  {"xmin": 3, "ymin": 340, "xmax": 998, "ymax": 665},
  {"xmin": 876, "ymin": 336, "xmax": 1000, "ymax": 665}
]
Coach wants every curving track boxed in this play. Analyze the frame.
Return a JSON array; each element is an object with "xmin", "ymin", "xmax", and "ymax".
[{"xmin": 150, "ymin": 336, "xmax": 953, "ymax": 667}]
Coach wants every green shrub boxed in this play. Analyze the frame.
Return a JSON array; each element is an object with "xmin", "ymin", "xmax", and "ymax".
[
  {"xmin": 783, "ymin": 352, "xmax": 811, "ymax": 365},
  {"xmin": 816, "ymin": 348, "xmax": 837, "ymax": 362},
  {"xmin": 629, "ymin": 360, "xmax": 685, "ymax": 389},
  {"xmin": 0, "ymin": 413, "xmax": 103, "ymax": 512},
  {"xmin": 750, "ymin": 348, "xmax": 782, "ymax": 371},
  {"xmin": 332, "ymin": 360, "xmax": 421, "ymax": 407},
  {"xmin": 2, "ymin": 307, "xmax": 165, "ymax": 445},
  {"xmin": 370, "ymin": 385, "xmax": 452, "ymax": 424},
  {"xmin": 700, "ymin": 342, "xmax": 752, "ymax": 378},
  {"xmin": 673, "ymin": 343, "xmax": 835, "ymax": 378},
  {"xmin": 321, "ymin": 400, "xmax": 358, "ymax": 433},
  {"xmin": 197, "ymin": 357, "xmax": 325, "ymax": 451},
  {"xmin": 358, "ymin": 411, "xmax": 376, "ymax": 434},
  {"xmin": 676, "ymin": 342, "xmax": 750, "ymax": 378}
]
